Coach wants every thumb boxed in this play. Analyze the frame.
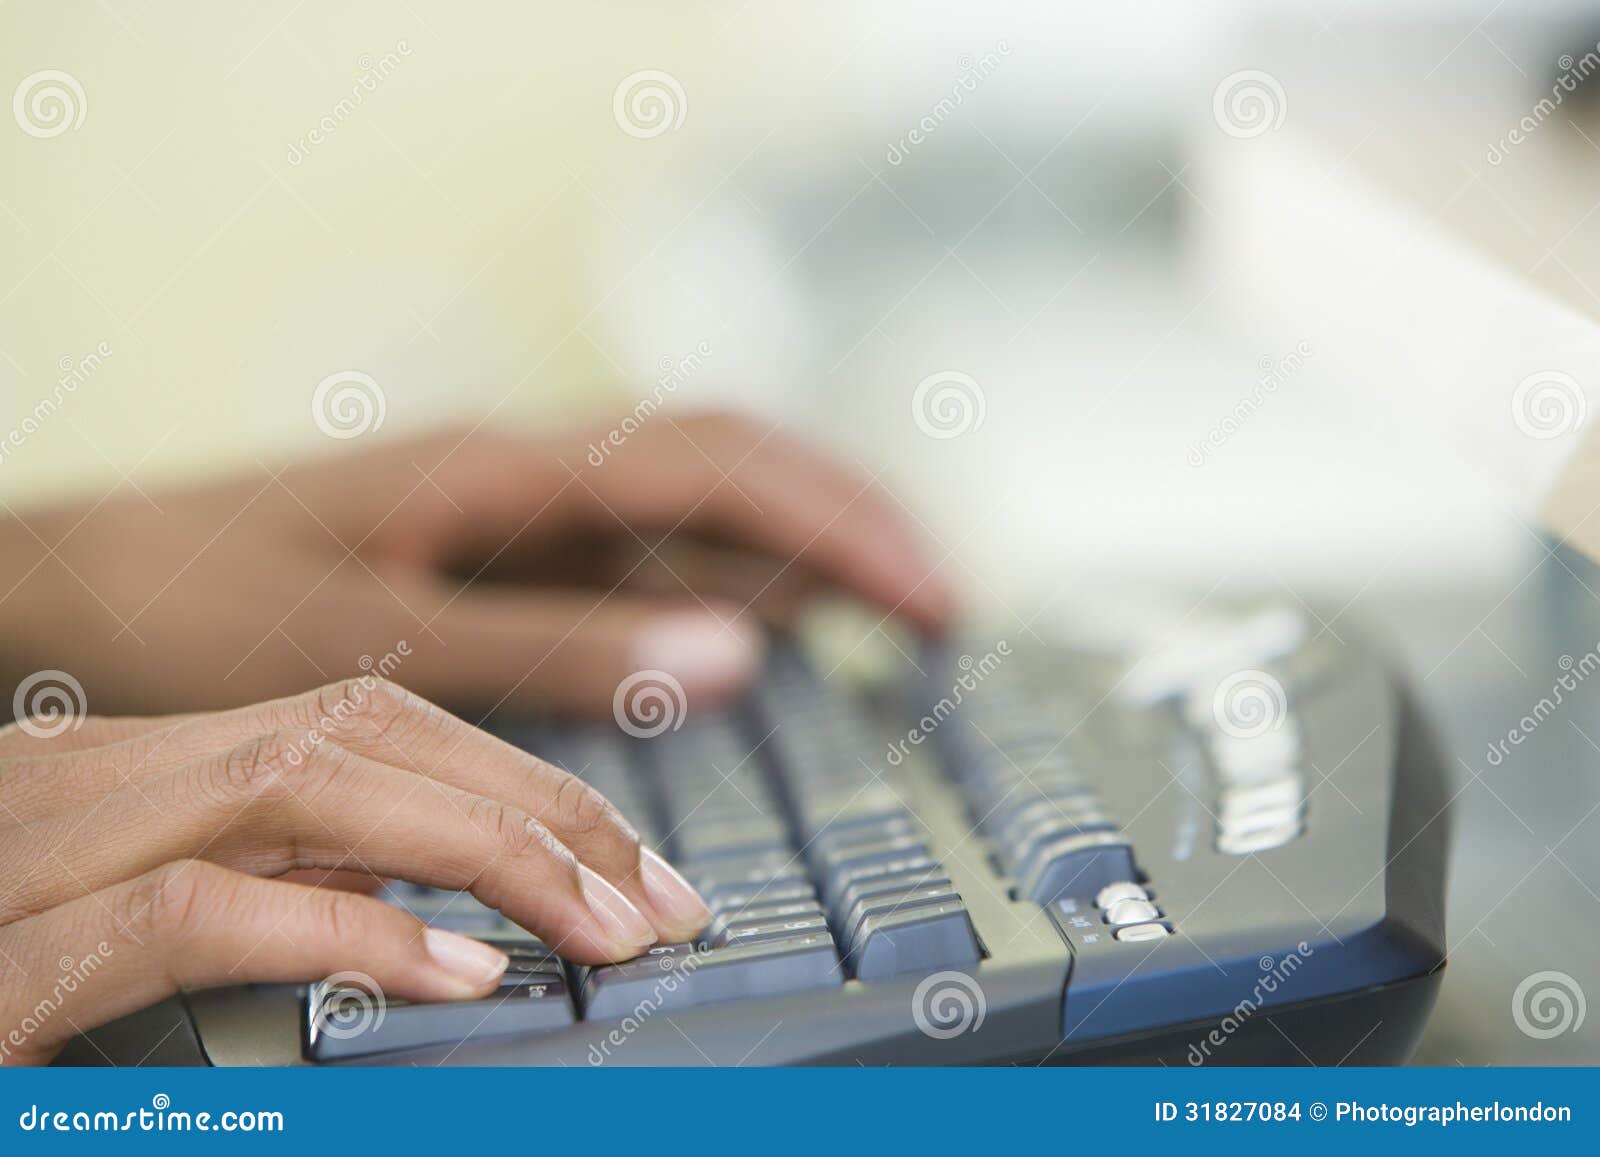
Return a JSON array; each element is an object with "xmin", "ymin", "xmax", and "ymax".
[{"xmin": 390, "ymin": 584, "xmax": 766, "ymax": 717}]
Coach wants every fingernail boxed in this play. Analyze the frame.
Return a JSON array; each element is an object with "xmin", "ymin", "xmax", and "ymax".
[
  {"xmin": 632, "ymin": 612, "xmax": 763, "ymax": 694},
  {"xmin": 579, "ymin": 863, "xmax": 658, "ymax": 953},
  {"xmin": 640, "ymin": 847, "xmax": 712, "ymax": 937},
  {"xmin": 423, "ymin": 928, "xmax": 508, "ymax": 995}
]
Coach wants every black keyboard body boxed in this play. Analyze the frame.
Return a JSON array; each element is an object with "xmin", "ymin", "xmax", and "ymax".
[{"xmin": 164, "ymin": 610, "xmax": 1448, "ymax": 1066}]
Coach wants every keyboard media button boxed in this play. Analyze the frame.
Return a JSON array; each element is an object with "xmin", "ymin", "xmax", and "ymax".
[
  {"xmin": 1113, "ymin": 922, "xmax": 1172, "ymax": 943},
  {"xmin": 1094, "ymin": 881, "xmax": 1148, "ymax": 908},
  {"xmin": 1103, "ymin": 897, "xmax": 1162, "ymax": 926}
]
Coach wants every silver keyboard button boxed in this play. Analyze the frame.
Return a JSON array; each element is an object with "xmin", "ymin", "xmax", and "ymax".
[
  {"xmin": 1219, "ymin": 778, "xmax": 1303, "ymax": 813},
  {"xmin": 1095, "ymin": 881, "xmax": 1148, "ymax": 909},
  {"xmin": 1114, "ymin": 922, "xmax": 1172, "ymax": 942},
  {"xmin": 1207, "ymin": 725, "xmax": 1302, "ymax": 781},
  {"xmin": 1216, "ymin": 819, "xmax": 1302, "ymax": 855},
  {"xmin": 1104, "ymin": 898, "xmax": 1162, "ymax": 926}
]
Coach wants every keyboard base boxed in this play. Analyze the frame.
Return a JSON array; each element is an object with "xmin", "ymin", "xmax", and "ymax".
[{"xmin": 1043, "ymin": 970, "xmax": 1443, "ymax": 1067}]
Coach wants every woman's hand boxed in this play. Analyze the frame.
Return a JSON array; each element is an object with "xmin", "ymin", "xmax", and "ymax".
[
  {"xmin": 0, "ymin": 679, "xmax": 710, "ymax": 1066},
  {"xmin": 0, "ymin": 411, "xmax": 954, "ymax": 716}
]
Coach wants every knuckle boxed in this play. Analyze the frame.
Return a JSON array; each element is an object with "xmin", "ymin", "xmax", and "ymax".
[
  {"xmin": 465, "ymin": 795, "xmax": 576, "ymax": 873},
  {"xmin": 216, "ymin": 731, "xmax": 310, "ymax": 798},
  {"xmin": 313, "ymin": 676, "xmax": 420, "ymax": 744},
  {"xmin": 118, "ymin": 860, "xmax": 227, "ymax": 942},
  {"xmin": 206, "ymin": 731, "xmax": 354, "ymax": 812},
  {"xmin": 464, "ymin": 795, "xmax": 545, "ymax": 861},
  {"xmin": 314, "ymin": 887, "xmax": 384, "ymax": 947},
  {"xmin": 547, "ymin": 775, "xmax": 636, "ymax": 850}
]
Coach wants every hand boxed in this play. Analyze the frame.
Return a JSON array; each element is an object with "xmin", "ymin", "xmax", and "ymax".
[
  {"xmin": 0, "ymin": 411, "xmax": 953, "ymax": 716},
  {"xmin": 0, "ymin": 679, "xmax": 711, "ymax": 1066}
]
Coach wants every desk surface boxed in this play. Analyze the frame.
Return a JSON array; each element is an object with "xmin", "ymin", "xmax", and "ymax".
[{"xmin": 1314, "ymin": 557, "xmax": 1599, "ymax": 1065}]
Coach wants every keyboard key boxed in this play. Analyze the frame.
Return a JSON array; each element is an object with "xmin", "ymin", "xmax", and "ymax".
[
  {"xmin": 1216, "ymin": 820, "xmax": 1301, "ymax": 855},
  {"xmin": 1095, "ymin": 881, "xmax": 1149, "ymax": 909},
  {"xmin": 674, "ymin": 817, "xmax": 792, "ymax": 862},
  {"xmin": 1114, "ymin": 922, "xmax": 1172, "ymax": 942},
  {"xmin": 712, "ymin": 913, "xmax": 832, "ymax": 948},
  {"xmin": 840, "ymin": 883, "xmax": 962, "ymax": 946},
  {"xmin": 819, "ymin": 835, "xmax": 930, "ymax": 875},
  {"xmin": 708, "ymin": 900, "xmax": 826, "ymax": 939},
  {"xmin": 1103, "ymin": 898, "xmax": 1161, "ymax": 926},
  {"xmin": 848, "ymin": 901, "xmax": 982, "ymax": 981},
  {"xmin": 580, "ymin": 935, "xmax": 842, "ymax": 1020},
  {"xmin": 1003, "ymin": 810, "xmax": 1119, "ymax": 877},
  {"xmin": 1020, "ymin": 831, "xmax": 1138, "ymax": 904},
  {"xmin": 822, "ymin": 853, "xmax": 939, "ymax": 909},
  {"xmin": 304, "ymin": 974, "xmax": 576, "ymax": 1061},
  {"xmin": 835, "ymin": 868, "xmax": 952, "ymax": 918},
  {"xmin": 710, "ymin": 882, "xmax": 818, "ymax": 912},
  {"xmin": 685, "ymin": 855, "xmax": 808, "ymax": 901}
]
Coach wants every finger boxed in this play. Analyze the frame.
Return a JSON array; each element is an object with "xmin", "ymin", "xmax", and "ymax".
[
  {"xmin": 606, "ymin": 540, "xmax": 823, "ymax": 626},
  {"xmin": 0, "ymin": 717, "xmax": 213, "ymax": 824},
  {"xmin": 563, "ymin": 413, "xmax": 958, "ymax": 631},
  {"xmin": 0, "ymin": 861, "xmax": 508, "ymax": 1066},
  {"xmin": 2, "ymin": 733, "xmax": 659, "ymax": 963},
  {"xmin": 392, "ymin": 583, "xmax": 764, "ymax": 716},
  {"xmin": 0, "ymin": 714, "xmax": 190, "ymax": 758},
  {"xmin": 279, "ymin": 869, "xmax": 384, "ymax": 893},
  {"xmin": 0, "ymin": 681, "xmax": 711, "ymax": 943},
  {"xmin": 253, "ymin": 679, "xmax": 711, "ymax": 940},
  {"xmin": 385, "ymin": 417, "xmax": 956, "ymax": 633}
]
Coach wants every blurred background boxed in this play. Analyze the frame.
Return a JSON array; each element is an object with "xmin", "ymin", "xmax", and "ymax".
[{"xmin": 5, "ymin": 0, "xmax": 1600, "ymax": 1063}]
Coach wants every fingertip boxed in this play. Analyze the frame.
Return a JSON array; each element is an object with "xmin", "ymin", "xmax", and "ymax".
[
  {"xmin": 576, "ymin": 863, "xmax": 659, "ymax": 960},
  {"xmin": 639, "ymin": 847, "xmax": 712, "ymax": 942},
  {"xmin": 420, "ymin": 928, "xmax": 509, "ymax": 999}
]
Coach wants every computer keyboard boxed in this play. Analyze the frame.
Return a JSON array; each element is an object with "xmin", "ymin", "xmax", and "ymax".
[{"xmin": 179, "ymin": 606, "xmax": 1449, "ymax": 1066}]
